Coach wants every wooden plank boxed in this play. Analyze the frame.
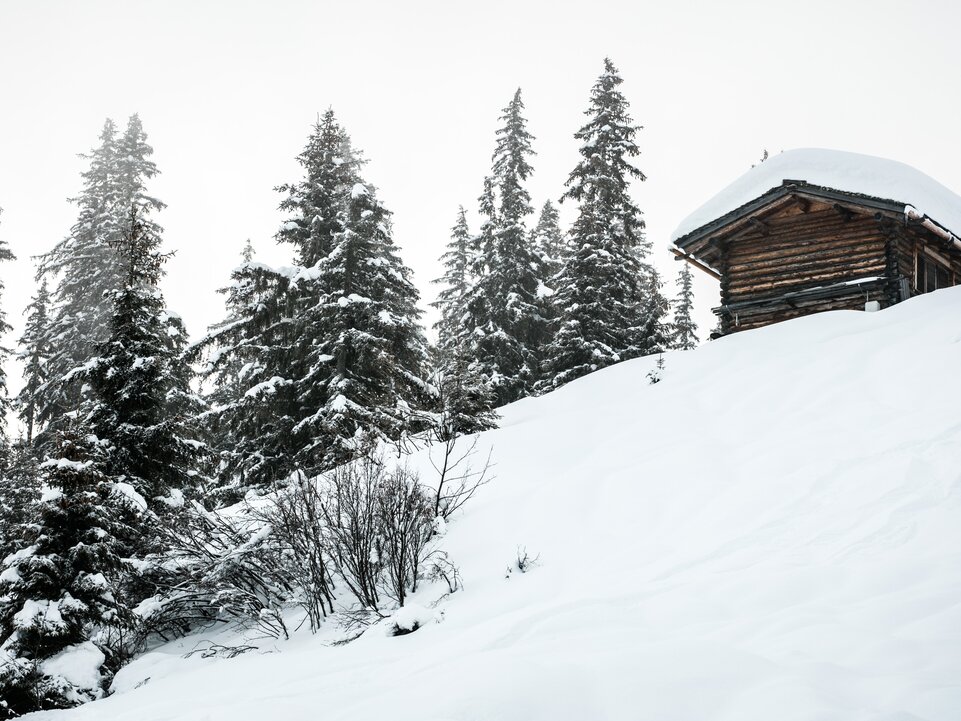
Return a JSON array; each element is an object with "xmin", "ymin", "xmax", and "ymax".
[
  {"xmin": 727, "ymin": 237, "xmax": 886, "ymax": 268},
  {"xmin": 669, "ymin": 248, "xmax": 721, "ymax": 280}
]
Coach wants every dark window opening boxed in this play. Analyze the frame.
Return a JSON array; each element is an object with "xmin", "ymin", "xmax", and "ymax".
[{"xmin": 916, "ymin": 252, "xmax": 955, "ymax": 294}]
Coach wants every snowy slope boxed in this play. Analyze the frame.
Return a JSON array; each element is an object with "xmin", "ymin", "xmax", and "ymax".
[
  {"xmin": 671, "ymin": 148, "xmax": 961, "ymax": 242},
  {"xmin": 30, "ymin": 288, "xmax": 961, "ymax": 721}
]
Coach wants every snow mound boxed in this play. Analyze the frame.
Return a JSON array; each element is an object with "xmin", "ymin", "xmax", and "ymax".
[
  {"xmin": 672, "ymin": 148, "xmax": 961, "ymax": 241},
  {"xmin": 386, "ymin": 604, "xmax": 437, "ymax": 636},
  {"xmin": 28, "ymin": 287, "xmax": 961, "ymax": 721},
  {"xmin": 39, "ymin": 642, "xmax": 105, "ymax": 699}
]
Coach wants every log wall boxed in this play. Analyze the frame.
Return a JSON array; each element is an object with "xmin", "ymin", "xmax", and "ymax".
[{"xmin": 718, "ymin": 200, "xmax": 891, "ymax": 334}]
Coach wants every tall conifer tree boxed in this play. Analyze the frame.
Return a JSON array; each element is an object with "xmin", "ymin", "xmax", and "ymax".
[
  {"xmin": 35, "ymin": 115, "xmax": 166, "ymax": 448},
  {"xmin": 672, "ymin": 262, "xmax": 698, "ymax": 350},
  {"xmin": 86, "ymin": 208, "xmax": 203, "ymax": 507},
  {"xmin": 531, "ymin": 200, "xmax": 567, "ymax": 282},
  {"xmin": 0, "ymin": 209, "xmax": 14, "ymax": 455},
  {"xmin": 201, "ymin": 111, "xmax": 429, "ymax": 491},
  {"xmin": 295, "ymin": 179, "xmax": 429, "ymax": 469},
  {"xmin": 432, "ymin": 207, "xmax": 473, "ymax": 356},
  {"xmin": 461, "ymin": 90, "xmax": 547, "ymax": 405},
  {"xmin": 544, "ymin": 59, "xmax": 666, "ymax": 389},
  {"xmin": 17, "ymin": 279, "xmax": 51, "ymax": 446}
]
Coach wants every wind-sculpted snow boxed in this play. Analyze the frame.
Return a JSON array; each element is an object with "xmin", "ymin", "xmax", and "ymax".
[{"xmin": 30, "ymin": 287, "xmax": 961, "ymax": 721}]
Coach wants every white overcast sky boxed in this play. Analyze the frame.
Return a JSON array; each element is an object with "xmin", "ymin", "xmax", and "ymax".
[{"xmin": 1, "ymin": 0, "xmax": 959, "ymax": 423}]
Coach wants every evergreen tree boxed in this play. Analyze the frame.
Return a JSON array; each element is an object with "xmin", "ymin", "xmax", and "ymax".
[
  {"xmin": 531, "ymin": 200, "xmax": 568, "ymax": 283},
  {"xmin": 200, "ymin": 111, "xmax": 429, "ymax": 492},
  {"xmin": 33, "ymin": 121, "xmax": 123, "ymax": 440},
  {"xmin": 0, "ymin": 441, "xmax": 40, "ymax": 563},
  {"xmin": 197, "ymin": 112, "xmax": 363, "ymax": 495},
  {"xmin": 276, "ymin": 109, "xmax": 360, "ymax": 267},
  {"xmin": 197, "ymin": 240, "xmax": 300, "ymax": 501},
  {"xmin": 638, "ymin": 267, "xmax": 672, "ymax": 356},
  {"xmin": 17, "ymin": 279, "xmax": 51, "ymax": 446},
  {"xmin": 0, "ymin": 428, "xmax": 133, "ymax": 716},
  {"xmin": 86, "ymin": 208, "xmax": 203, "ymax": 508},
  {"xmin": 431, "ymin": 207, "xmax": 473, "ymax": 357},
  {"xmin": 430, "ymin": 347, "xmax": 498, "ymax": 442},
  {"xmin": 461, "ymin": 90, "xmax": 547, "ymax": 405},
  {"xmin": 35, "ymin": 115, "xmax": 164, "ymax": 449},
  {"xmin": 295, "ymin": 179, "xmax": 430, "ymax": 469},
  {"xmin": 543, "ymin": 58, "xmax": 666, "ymax": 389},
  {"xmin": 672, "ymin": 262, "xmax": 699, "ymax": 350},
  {"xmin": 0, "ymin": 208, "xmax": 14, "ymax": 455}
]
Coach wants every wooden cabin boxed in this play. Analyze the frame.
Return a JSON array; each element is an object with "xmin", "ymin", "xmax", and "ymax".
[{"xmin": 671, "ymin": 149, "xmax": 961, "ymax": 335}]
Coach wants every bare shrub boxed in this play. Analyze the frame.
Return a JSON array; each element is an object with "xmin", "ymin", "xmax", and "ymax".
[
  {"xmin": 375, "ymin": 467, "xmax": 435, "ymax": 607},
  {"xmin": 249, "ymin": 470, "xmax": 335, "ymax": 633},
  {"xmin": 319, "ymin": 455, "xmax": 384, "ymax": 610},
  {"xmin": 152, "ymin": 502, "xmax": 292, "ymax": 641},
  {"xmin": 428, "ymin": 434, "xmax": 492, "ymax": 521}
]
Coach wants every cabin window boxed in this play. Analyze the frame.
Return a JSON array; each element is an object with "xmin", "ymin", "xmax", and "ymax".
[{"xmin": 916, "ymin": 252, "xmax": 955, "ymax": 294}]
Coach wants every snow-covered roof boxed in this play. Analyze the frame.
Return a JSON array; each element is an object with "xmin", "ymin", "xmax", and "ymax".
[{"xmin": 671, "ymin": 148, "xmax": 961, "ymax": 243}]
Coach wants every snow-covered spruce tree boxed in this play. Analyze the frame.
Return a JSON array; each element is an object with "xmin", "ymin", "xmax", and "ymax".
[
  {"xmin": 430, "ymin": 347, "xmax": 498, "ymax": 442},
  {"xmin": 639, "ymin": 267, "xmax": 672, "ymax": 356},
  {"xmin": 0, "ymin": 428, "xmax": 134, "ymax": 716},
  {"xmin": 431, "ymin": 206, "xmax": 473, "ymax": 358},
  {"xmin": 200, "ymin": 112, "xmax": 429, "ymax": 492},
  {"xmin": 430, "ymin": 208, "xmax": 498, "ymax": 438},
  {"xmin": 672, "ymin": 262, "xmax": 698, "ymax": 350},
  {"xmin": 195, "ymin": 240, "xmax": 302, "ymax": 502},
  {"xmin": 198, "ymin": 112, "xmax": 364, "ymax": 496},
  {"xmin": 543, "ymin": 58, "xmax": 667, "ymax": 390},
  {"xmin": 0, "ymin": 441, "xmax": 41, "ymax": 567},
  {"xmin": 35, "ymin": 115, "xmax": 164, "ymax": 450},
  {"xmin": 295, "ymin": 178, "xmax": 430, "ymax": 470},
  {"xmin": 461, "ymin": 90, "xmax": 547, "ymax": 405},
  {"xmin": 276, "ymin": 109, "xmax": 361, "ymax": 267},
  {"xmin": 0, "ymin": 209, "xmax": 14, "ymax": 457},
  {"xmin": 86, "ymin": 206, "xmax": 204, "ymax": 512},
  {"xmin": 17, "ymin": 279, "xmax": 51, "ymax": 446},
  {"xmin": 531, "ymin": 200, "xmax": 568, "ymax": 284}
]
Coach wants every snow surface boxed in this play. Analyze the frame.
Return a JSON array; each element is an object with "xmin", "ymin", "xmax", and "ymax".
[
  {"xmin": 28, "ymin": 287, "xmax": 961, "ymax": 721},
  {"xmin": 39, "ymin": 643, "xmax": 105, "ymax": 698},
  {"xmin": 672, "ymin": 148, "xmax": 961, "ymax": 241}
]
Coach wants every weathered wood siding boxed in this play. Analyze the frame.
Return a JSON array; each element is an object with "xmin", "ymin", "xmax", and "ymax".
[{"xmin": 718, "ymin": 199, "xmax": 890, "ymax": 333}]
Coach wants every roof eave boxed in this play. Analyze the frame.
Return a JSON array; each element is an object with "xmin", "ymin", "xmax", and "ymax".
[{"xmin": 672, "ymin": 180, "xmax": 908, "ymax": 252}]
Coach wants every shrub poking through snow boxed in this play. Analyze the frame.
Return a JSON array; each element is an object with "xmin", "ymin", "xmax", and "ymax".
[
  {"xmin": 506, "ymin": 547, "xmax": 541, "ymax": 578},
  {"xmin": 153, "ymin": 450, "xmax": 467, "ymax": 642}
]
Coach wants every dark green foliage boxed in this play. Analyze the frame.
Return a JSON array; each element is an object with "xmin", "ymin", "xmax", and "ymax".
[
  {"xmin": 0, "ymin": 429, "xmax": 135, "ymax": 716},
  {"xmin": 87, "ymin": 208, "xmax": 204, "ymax": 507},
  {"xmin": 17, "ymin": 279, "xmax": 51, "ymax": 446},
  {"xmin": 0, "ymin": 208, "xmax": 14, "ymax": 452},
  {"xmin": 199, "ymin": 111, "xmax": 429, "ymax": 497},
  {"xmin": 543, "ymin": 58, "xmax": 667, "ymax": 390},
  {"xmin": 531, "ymin": 200, "xmax": 568, "ymax": 283},
  {"xmin": 294, "ymin": 179, "xmax": 430, "ymax": 469},
  {"xmin": 431, "ymin": 347, "xmax": 499, "ymax": 442},
  {"xmin": 460, "ymin": 90, "xmax": 547, "ymax": 405},
  {"xmin": 0, "ymin": 442, "xmax": 41, "ymax": 563},
  {"xmin": 275, "ymin": 109, "xmax": 360, "ymax": 267},
  {"xmin": 672, "ymin": 262, "xmax": 699, "ymax": 350},
  {"xmin": 432, "ymin": 207, "xmax": 473, "ymax": 358},
  {"xmin": 34, "ymin": 116, "xmax": 164, "ymax": 450}
]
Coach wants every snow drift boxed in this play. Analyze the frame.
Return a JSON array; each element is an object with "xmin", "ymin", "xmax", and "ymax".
[{"xmin": 28, "ymin": 287, "xmax": 961, "ymax": 721}]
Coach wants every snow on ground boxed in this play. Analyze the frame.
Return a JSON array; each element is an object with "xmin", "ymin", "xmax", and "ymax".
[
  {"xmin": 671, "ymin": 148, "xmax": 961, "ymax": 241},
  {"xmin": 29, "ymin": 287, "xmax": 961, "ymax": 721}
]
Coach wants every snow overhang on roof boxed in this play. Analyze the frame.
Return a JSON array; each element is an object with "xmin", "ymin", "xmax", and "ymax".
[{"xmin": 671, "ymin": 148, "xmax": 961, "ymax": 252}]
